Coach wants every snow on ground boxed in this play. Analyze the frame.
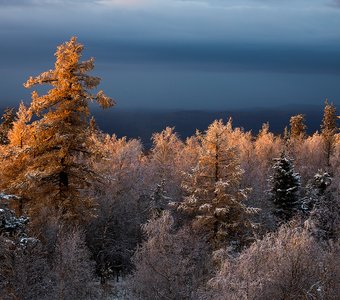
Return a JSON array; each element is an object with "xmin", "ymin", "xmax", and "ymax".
[{"xmin": 93, "ymin": 279, "xmax": 135, "ymax": 300}]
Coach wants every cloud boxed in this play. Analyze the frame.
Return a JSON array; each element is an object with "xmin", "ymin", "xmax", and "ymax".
[
  {"xmin": 87, "ymin": 40, "xmax": 340, "ymax": 75},
  {"xmin": 99, "ymin": 0, "xmax": 148, "ymax": 4},
  {"xmin": 0, "ymin": 0, "xmax": 99, "ymax": 6},
  {"xmin": 0, "ymin": 0, "xmax": 339, "ymax": 110},
  {"xmin": 332, "ymin": 0, "xmax": 340, "ymax": 6},
  {"xmin": 0, "ymin": 0, "xmax": 339, "ymax": 57},
  {"xmin": 176, "ymin": 0, "xmax": 320, "ymax": 6}
]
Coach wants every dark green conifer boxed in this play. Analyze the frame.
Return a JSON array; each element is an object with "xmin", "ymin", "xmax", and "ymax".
[{"xmin": 268, "ymin": 153, "xmax": 300, "ymax": 222}]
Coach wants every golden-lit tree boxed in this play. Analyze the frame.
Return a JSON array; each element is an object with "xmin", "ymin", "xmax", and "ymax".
[
  {"xmin": 3, "ymin": 37, "xmax": 114, "ymax": 224},
  {"xmin": 255, "ymin": 122, "xmax": 282, "ymax": 168},
  {"xmin": 253, "ymin": 122, "xmax": 283, "ymax": 195},
  {"xmin": 0, "ymin": 108, "xmax": 16, "ymax": 145},
  {"xmin": 7, "ymin": 102, "xmax": 31, "ymax": 149},
  {"xmin": 180, "ymin": 135, "xmax": 200, "ymax": 174},
  {"xmin": 290, "ymin": 114, "xmax": 307, "ymax": 140},
  {"xmin": 0, "ymin": 103, "xmax": 32, "ymax": 215},
  {"xmin": 321, "ymin": 99, "xmax": 338, "ymax": 167},
  {"xmin": 147, "ymin": 127, "xmax": 185, "ymax": 200},
  {"xmin": 179, "ymin": 120, "xmax": 256, "ymax": 249}
]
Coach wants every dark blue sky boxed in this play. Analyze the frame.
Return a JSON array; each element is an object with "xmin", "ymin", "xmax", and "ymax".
[{"xmin": 0, "ymin": 0, "xmax": 339, "ymax": 110}]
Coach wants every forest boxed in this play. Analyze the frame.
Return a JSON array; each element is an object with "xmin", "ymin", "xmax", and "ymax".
[{"xmin": 0, "ymin": 37, "xmax": 339, "ymax": 300}]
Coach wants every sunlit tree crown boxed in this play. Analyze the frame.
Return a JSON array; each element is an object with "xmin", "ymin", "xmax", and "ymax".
[{"xmin": 24, "ymin": 36, "xmax": 114, "ymax": 120}]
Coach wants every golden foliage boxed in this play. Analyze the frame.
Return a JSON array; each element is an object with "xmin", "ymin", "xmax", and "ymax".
[{"xmin": 2, "ymin": 37, "xmax": 114, "ymax": 225}]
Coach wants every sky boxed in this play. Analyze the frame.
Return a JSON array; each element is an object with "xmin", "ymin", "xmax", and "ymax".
[{"xmin": 0, "ymin": 0, "xmax": 339, "ymax": 110}]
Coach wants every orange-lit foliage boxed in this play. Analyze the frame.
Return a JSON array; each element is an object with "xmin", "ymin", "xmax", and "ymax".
[
  {"xmin": 1, "ymin": 37, "xmax": 114, "ymax": 225},
  {"xmin": 290, "ymin": 114, "xmax": 307, "ymax": 140},
  {"xmin": 0, "ymin": 107, "xmax": 16, "ymax": 145},
  {"xmin": 321, "ymin": 100, "xmax": 338, "ymax": 167},
  {"xmin": 147, "ymin": 127, "xmax": 185, "ymax": 199},
  {"xmin": 7, "ymin": 102, "xmax": 31, "ymax": 149}
]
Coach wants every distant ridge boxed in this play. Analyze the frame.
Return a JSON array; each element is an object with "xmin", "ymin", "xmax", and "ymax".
[
  {"xmin": 92, "ymin": 105, "xmax": 334, "ymax": 148},
  {"xmin": 0, "ymin": 104, "xmax": 336, "ymax": 148}
]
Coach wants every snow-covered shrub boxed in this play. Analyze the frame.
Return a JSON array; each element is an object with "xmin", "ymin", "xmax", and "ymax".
[
  {"xmin": 206, "ymin": 224, "xmax": 328, "ymax": 300},
  {"xmin": 130, "ymin": 211, "xmax": 211, "ymax": 300}
]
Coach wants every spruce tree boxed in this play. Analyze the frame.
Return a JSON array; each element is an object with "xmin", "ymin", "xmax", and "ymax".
[
  {"xmin": 268, "ymin": 153, "xmax": 301, "ymax": 222},
  {"xmin": 301, "ymin": 170, "xmax": 332, "ymax": 215},
  {"xmin": 150, "ymin": 179, "xmax": 171, "ymax": 217},
  {"xmin": 303, "ymin": 171, "xmax": 340, "ymax": 241}
]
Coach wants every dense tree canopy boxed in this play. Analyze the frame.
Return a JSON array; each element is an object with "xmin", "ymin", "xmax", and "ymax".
[{"xmin": 0, "ymin": 37, "xmax": 339, "ymax": 299}]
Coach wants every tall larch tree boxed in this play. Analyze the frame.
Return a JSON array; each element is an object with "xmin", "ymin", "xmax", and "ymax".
[
  {"xmin": 0, "ymin": 103, "xmax": 32, "ymax": 215},
  {"xmin": 149, "ymin": 127, "xmax": 183, "ymax": 179},
  {"xmin": 178, "ymin": 120, "xmax": 256, "ymax": 250},
  {"xmin": 255, "ymin": 122, "xmax": 282, "ymax": 171},
  {"xmin": 253, "ymin": 122, "xmax": 283, "ymax": 200},
  {"xmin": 288, "ymin": 114, "xmax": 307, "ymax": 173},
  {"xmin": 148, "ymin": 127, "xmax": 184, "ymax": 200},
  {"xmin": 321, "ymin": 99, "xmax": 338, "ymax": 168},
  {"xmin": 4, "ymin": 37, "xmax": 114, "ymax": 224},
  {"xmin": 7, "ymin": 102, "xmax": 31, "ymax": 149},
  {"xmin": 290, "ymin": 114, "xmax": 306, "ymax": 140}
]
